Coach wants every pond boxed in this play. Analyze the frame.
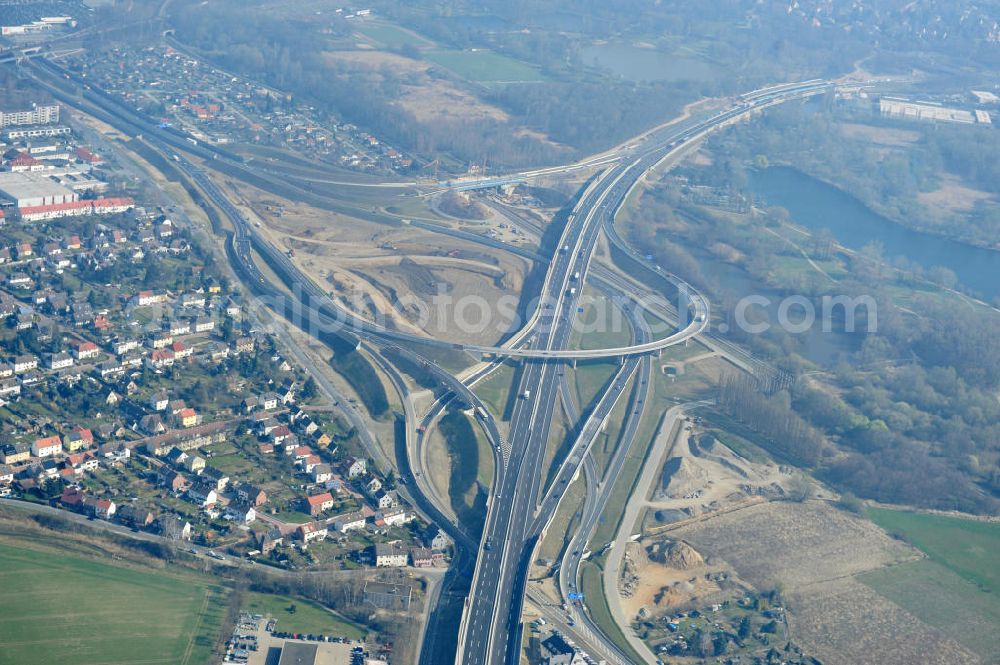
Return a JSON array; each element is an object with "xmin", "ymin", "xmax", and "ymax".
[
  {"xmin": 749, "ymin": 166, "xmax": 1000, "ymax": 299},
  {"xmin": 580, "ymin": 43, "xmax": 718, "ymax": 83}
]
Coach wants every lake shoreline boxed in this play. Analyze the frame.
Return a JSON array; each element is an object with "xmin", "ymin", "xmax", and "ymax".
[
  {"xmin": 754, "ymin": 163, "xmax": 1000, "ymax": 255},
  {"xmin": 748, "ymin": 165, "xmax": 1000, "ymax": 300}
]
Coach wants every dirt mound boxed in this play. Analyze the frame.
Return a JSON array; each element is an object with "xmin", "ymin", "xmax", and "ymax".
[
  {"xmin": 624, "ymin": 541, "xmax": 649, "ymax": 573},
  {"xmin": 647, "ymin": 539, "xmax": 705, "ymax": 570},
  {"xmin": 661, "ymin": 456, "xmax": 709, "ymax": 498}
]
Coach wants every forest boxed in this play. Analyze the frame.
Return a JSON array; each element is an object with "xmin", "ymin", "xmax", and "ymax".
[
  {"xmin": 714, "ymin": 102, "xmax": 1000, "ymax": 250},
  {"xmin": 626, "ymin": 178, "xmax": 1000, "ymax": 514}
]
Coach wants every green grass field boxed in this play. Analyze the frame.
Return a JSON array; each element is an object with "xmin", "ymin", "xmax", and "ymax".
[
  {"xmin": 859, "ymin": 559, "xmax": 1000, "ymax": 660},
  {"xmin": 866, "ymin": 508, "xmax": 1000, "ymax": 592},
  {"xmin": 859, "ymin": 508, "xmax": 1000, "ymax": 660},
  {"xmin": 425, "ymin": 49, "xmax": 545, "ymax": 84},
  {"xmin": 272, "ymin": 511, "xmax": 313, "ymax": 524},
  {"xmin": 242, "ymin": 592, "xmax": 365, "ymax": 639},
  {"xmin": 473, "ymin": 363, "xmax": 517, "ymax": 421},
  {"xmin": 0, "ymin": 543, "xmax": 227, "ymax": 665},
  {"xmin": 358, "ymin": 23, "xmax": 431, "ymax": 49},
  {"xmin": 570, "ymin": 296, "xmax": 633, "ymax": 410}
]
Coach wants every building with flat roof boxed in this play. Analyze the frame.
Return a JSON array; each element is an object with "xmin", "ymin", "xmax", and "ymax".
[
  {"xmin": 3, "ymin": 125, "xmax": 71, "ymax": 140},
  {"xmin": 0, "ymin": 104, "xmax": 59, "ymax": 128},
  {"xmin": 277, "ymin": 642, "xmax": 318, "ymax": 665},
  {"xmin": 273, "ymin": 640, "xmax": 353, "ymax": 665},
  {"xmin": 541, "ymin": 633, "xmax": 577, "ymax": 665},
  {"xmin": 0, "ymin": 171, "xmax": 77, "ymax": 207},
  {"xmin": 879, "ymin": 97, "xmax": 977, "ymax": 124}
]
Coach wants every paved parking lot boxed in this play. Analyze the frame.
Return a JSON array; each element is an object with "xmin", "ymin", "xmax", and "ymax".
[{"xmin": 226, "ymin": 612, "xmax": 354, "ymax": 665}]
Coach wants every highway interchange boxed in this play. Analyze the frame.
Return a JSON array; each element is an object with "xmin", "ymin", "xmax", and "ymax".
[{"xmin": 14, "ymin": 48, "xmax": 844, "ymax": 664}]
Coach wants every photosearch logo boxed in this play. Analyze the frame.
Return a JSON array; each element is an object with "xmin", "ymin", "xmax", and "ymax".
[
  {"xmin": 716, "ymin": 294, "xmax": 878, "ymax": 335},
  {"xmin": 244, "ymin": 281, "xmax": 877, "ymax": 341}
]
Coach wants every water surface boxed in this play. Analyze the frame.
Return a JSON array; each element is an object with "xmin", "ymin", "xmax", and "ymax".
[{"xmin": 749, "ymin": 166, "xmax": 1000, "ymax": 299}]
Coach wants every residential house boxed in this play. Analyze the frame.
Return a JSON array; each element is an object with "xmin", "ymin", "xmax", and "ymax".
[
  {"xmin": 429, "ymin": 528, "xmax": 452, "ymax": 552},
  {"xmin": 113, "ymin": 338, "xmax": 140, "ymax": 356},
  {"xmin": 171, "ymin": 341, "xmax": 192, "ymax": 360},
  {"xmin": 374, "ymin": 543, "xmax": 408, "ymax": 568},
  {"xmin": 259, "ymin": 392, "xmax": 280, "ymax": 411},
  {"xmin": 234, "ymin": 484, "xmax": 267, "ymax": 507},
  {"xmin": 148, "ymin": 348, "xmax": 175, "ymax": 368},
  {"xmin": 149, "ymin": 331, "xmax": 173, "ymax": 349},
  {"xmin": 13, "ymin": 354, "xmax": 38, "ymax": 374},
  {"xmin": 186, "ymin": 482, "xmax": 218, "ymax": 508},
  {"xmin": 60, "ymin": 487, "xmax": 87, "ymax": 510},
  {"xmin": 301, "ymin": 454, "xmax": 321, "ymax": 474},
  {"xmin": 179, "ymin": 292, "xmax": 205, "ymax": 309},
  {"xmin": 63, "ymin": 427, "xmax": 93, "ymax": 452},
  {"xmin": 31, "ymin": 436, "xmax": 62, "ymax": 458},
  {"xmin": 98, "ymin": 442, "xmax": 131, "ymax": 466},
  {"xmin": 118, "ymin": 505, "xmax": 156, "ymax": 528},
  {"xmin": 304, "ymin": 491, "xmax": 335, "ymax": 516},
  {"xmin": 257, "ymin": 528, "xmax": 283, "ymax": 554},
  {"xmin": 1, "ymin": 443, "xmax": 30, "ymax": 464},
  {"xmin": 193, "ymin": 316, "xmax": 214, "ymax": 333},
  {"xmin": 68, "ymin": 339, "xmax": 99, "ymax": 360},
  {"xmin": 377, "ymin": 508, "xmax": 411, "ymax": 528},
  {"xmin": 158, "ymin": 468, "xmax": 188, "ymax": 493},
  {"xmin": 343, "ymin": 457, "xmax": 367, "ymax": 479},
  {"xmin": 278, "ymin": 383, "xmax": 296, "ymax": 405},
  {"xmin": 224, "ymin": 504, "xmax": 256, "ymax": 524},
  {"xmin": 314, "ymin": 431, "xmax": 334, "ymax": 449},
  {"xmin": 89, "ymin": 497, "xmax": 116, "ymax": 520},
  {"xmin": 271, "ymin": 425, "xmax": 292, "ymax": 445},
  {"xmin": 46, "ymin": 351, "xmax": 73, "ymax": 370},
  {"xmin": 201, "ymin": 466, "xmax": 229, "ymax": 491},
  {"xmin": 366, "ymin": 477, "xmax": 383, "ymax": 495},
  {"xmin": 65, "ymin": 451, "xmax": 99, "ymax": 473},
  {"xmin": 333, "ymin": 510, "xmax": 366, "ymax": 533},
  {"xmin": 296, "ymin": 521, "xmax": 328, "ymax": 544},
  {"xmin": 139, "ymin": 414, "xmax": 166, "ymax": 435},
  {"xmin": 165, "ymin": 447, "xmax": 189, "ymax": 467},
  {"xmin": 136, "ymin": 290, "xmax": 165, "ymax": 307},
  {"xmin": 312, "ymin": 463, "xmax": 333, "ymax": 484},
  {"xmin": 37, "ymin": 458, "xmax": 61, "ymax": 481},
  {"xmin": 376, "ymin": 491, "xmax": 397, "ymax": 510},
  {"xmin": 410, "ymin": 547, "xmax": 433, "ymax": 568},
  {"xmin": 182, "ymin": 454, "xmax": 206, "ymax": 473},
  {"xmin": 0, "ymin": 378, "xmax": 19, "ymax": 398},
  {"xmin": 177, "ymin": 408, "xmax": 199, "ymax": 428},
  {"xmin": 149, "ymin": 390, "xmax": 169, "ymax": 411}
]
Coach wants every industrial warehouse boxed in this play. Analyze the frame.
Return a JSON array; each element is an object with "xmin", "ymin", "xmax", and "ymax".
[
  {"xmin": 0, "ymin": 171, "xmax": 132, "ymax": 221},
  {"xmin": 0, "ymin": 102, "xmax": 133, "ymax": 221}
]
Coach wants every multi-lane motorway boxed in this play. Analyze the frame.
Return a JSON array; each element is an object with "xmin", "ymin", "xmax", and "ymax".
[
  {"xmin": 17, "ymin": 48, "xmax": 845, "ymax": 664},
  {"xmin": 458, "ymin": 79, "xmax": 839, "ymax": 665}
]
